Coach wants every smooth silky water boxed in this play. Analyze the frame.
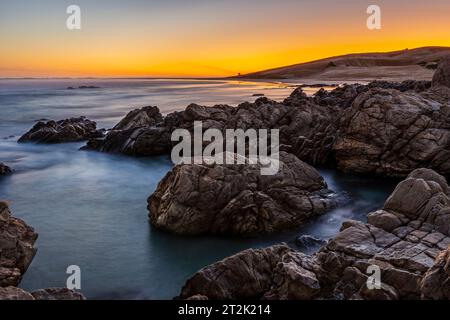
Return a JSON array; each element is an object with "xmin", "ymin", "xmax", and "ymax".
[{"xmin": 0, "ymin": 79, "xmax": 398, "ymax": 299}]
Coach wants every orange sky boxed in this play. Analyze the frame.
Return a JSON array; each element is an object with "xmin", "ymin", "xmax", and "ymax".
[{"xmin": 1, "ymin": 0, "xmax": 450, "ymax": 77}]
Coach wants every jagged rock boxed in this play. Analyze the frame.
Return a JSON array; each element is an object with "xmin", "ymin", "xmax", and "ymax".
[
  {"xmin": 432, "ymin": 55, "xmax": 450, "ymax": 88},
  {"xmin": 179, "ymin": 245, "xmax": 292, "ymax": 300},
  {"xmin": 84, "ymin": 90, "xmax": 343, "ymax": 165},
  {"xmin": 31, "ymin": 288, "xmax": 86, "ymax": 300},
  {"xmin": 0, "ymin": 201, "xmax": 37, "ymax": 287},
  {"xmin": 112, "ymin": 106, "xmax": 163, "ymax": 131},
  {"xmin": 83, "ymin": 63, "xmax": 450, "ymax": 178},
  {"xmin": 421, "ymin": 246, "xmax": 450, "ymax": 299},
  {"xmin": 0, "ymin": 287, "xmax": 34, "ymax": 300},
  {"xmin": 0, "ymin": 287, "xmax": 85, "ymax": 300},
  {"xmin": 148, "ymin": 152, "xmax": 345, "ymax": 236},
  {"xmin": 178, "ymin": 168, "xmax": 450, "ymax": 300},
  {"xmin": 19, "ymin": 117, "xmax": 103, "ymax": 143},
  {"xmin": 83, "ymin": 106, "xmax": 172, "ymax": 155},
  {"xmin": 0, "ymin": 163, "xmax": 12, "ymax": 176},
  {"xmin": 334, "ymin": 88, "xmax": 450, "ymax": 177}
]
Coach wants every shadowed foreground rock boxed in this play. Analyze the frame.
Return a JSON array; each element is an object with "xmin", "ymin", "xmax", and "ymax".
[
  {"xmin": 0, "ymin": 201, "xmax": 37, "ymax": 287},
  {"xmin": 148, "ymin": 152, "xmax": 346, "ymax": 235},
  {"xmin": 179, "ymin": 168, "xmax": 450, "ymax": 300},
  {"xmin": 19, "ymin": 116, "xmax": 103, "ymax": 143},
  {"xmin": 0, "ymin": 201, "xmax": 86, "ymax": 300}
]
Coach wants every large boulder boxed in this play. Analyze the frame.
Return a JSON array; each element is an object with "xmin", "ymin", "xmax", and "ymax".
[
  {"xmin": 179, "ymin": 245, "xmax": 322, "ymax": 300},
  {"xmin": 19, "ymin": 117, "xmax": 103, "ymax": 143},
  {"xmin": 0, "ymin": 201, "xmax": 37, "ymax": 287},
  {"xmin": 179, "ymin": 168, "xmax": 450, "ymax": 300},
  {"xmin": 148, "ymin": 152, "xmax": 345, "ymax": 236},
  {"xmin": 112, "ymin": 106, "xmax": 163, "ymax": 131},
  {"xmin": 0, "ymin": 163, "xmax": 12, "ymax": 176},
  {"xmin": 83, "ymin": 106, "xmax": 173, "ymax": 155},
  {"xmin": 432, "ymin": 55, "xmax": 450, "ymax": 88},
  {"xmin": 334, "ymin": 88, "xmax": 450, "ymax": 177}
]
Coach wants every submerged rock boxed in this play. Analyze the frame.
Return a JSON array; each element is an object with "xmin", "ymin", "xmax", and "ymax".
[
  {"xmin": 178, "ymin": 168, "xmax": 450, "ymax": 300},
  {"xmin": 0, "ymin": 163, "xmax": 12, "ymax": 176},
  {"xmin": 0, "ymin": 201, "xmax": 37, "ymax": 287},
  {"xmin": 295, "ymin": 235, "xmax": 328, "ymax": 252},
  {"xmin": 19, "ymin": 116, "xmax": 104, "ymax": 143},
  {"xmin": 148, "ymin": 152, "xmax": 344, "ymax": 236}
]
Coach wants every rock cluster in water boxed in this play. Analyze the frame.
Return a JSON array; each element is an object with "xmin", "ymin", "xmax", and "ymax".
[
  {"xmin": 0, "ymin": 201, "xmax": 85, "ymax": 300},
  {"xmin": 84, "ymin": 56, "xmax": 450, "ymax": 178},
  {"xmin": 19, "ymin": 116, "xmax": 104, "ymax": 144},
  {"xmin": 148, "ymin": 152, "xmax": 347, "ymax": 235},
  {"xmin": 178, "ymin": 169, "xmax": 450, "ymax": 300}
]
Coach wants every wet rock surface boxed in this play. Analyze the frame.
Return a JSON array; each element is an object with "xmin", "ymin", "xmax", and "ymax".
[
  {"xmin": 148, "ymin": 152, "xmax": 346, "ymax": 236},
  {"xmin": 179, "ymin": 168, "xmax": 450, "ymax": 300},
  {"xmin": 0, "ymin": 201, "xmax": 37, "ymax": 287},
  {"xmin": 19, "ymin": 116, "xmax": 103, "ymax": 143}
]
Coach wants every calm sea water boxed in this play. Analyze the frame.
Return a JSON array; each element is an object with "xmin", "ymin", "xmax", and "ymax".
[{"xmin": 0, "ymin": 79, "xmax": 397, "ymax": 299}]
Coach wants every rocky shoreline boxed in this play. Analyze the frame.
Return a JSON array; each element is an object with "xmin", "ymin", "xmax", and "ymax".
[
  {"xmin": 178, "ymin": 169, "xmax": 450, "ymax": 300},
  {"xmin": 78, "ymin": 57, "xmax": 450, "ymax": 179},
  {"xmin": 3, "ymin": 56, "xmax": 450, "ymax": 300}
]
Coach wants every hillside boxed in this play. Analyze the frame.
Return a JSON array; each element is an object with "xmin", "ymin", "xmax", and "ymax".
[{"xmin": 235, "ymin": 46, "xmax": 450, "ymax": 82}]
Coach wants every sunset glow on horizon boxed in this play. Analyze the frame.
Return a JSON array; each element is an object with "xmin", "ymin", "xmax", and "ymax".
[{"xmin": 1, "ymin": 0, "xmax": 450, "ymax": 78}]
